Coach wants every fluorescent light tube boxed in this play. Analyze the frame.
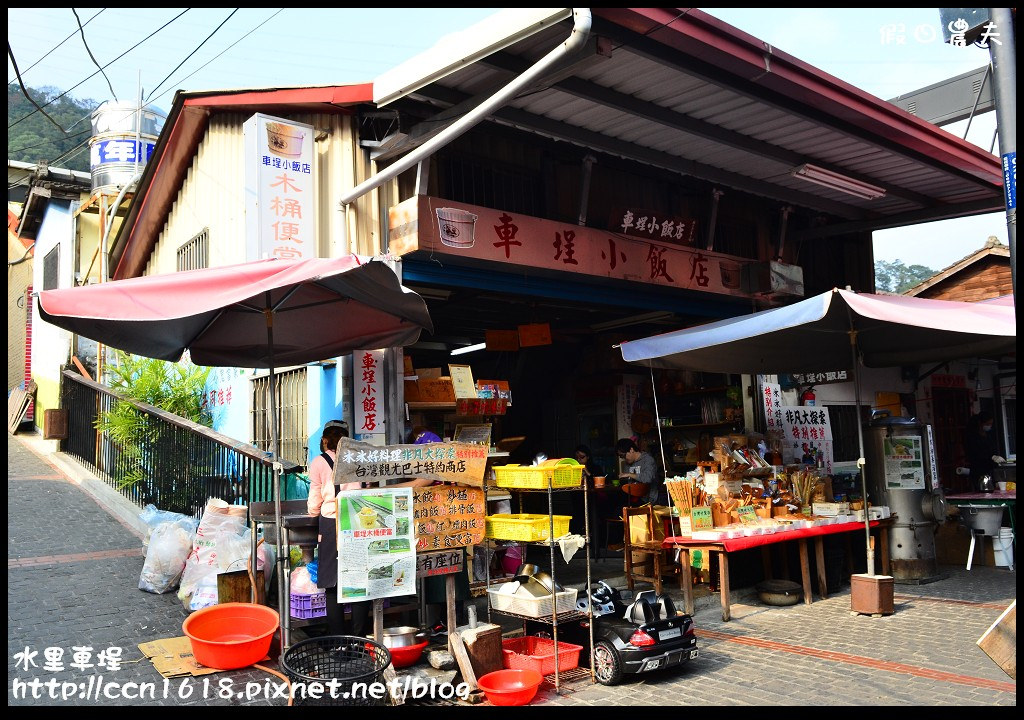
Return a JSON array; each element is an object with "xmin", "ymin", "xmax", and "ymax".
[
  {"xmin": 450, "ymin": 342, "xmax": 486, "ymax": 356},
  {"xmin": 790, "ymin": 164, "xmax": 886, "ymax": 200}
]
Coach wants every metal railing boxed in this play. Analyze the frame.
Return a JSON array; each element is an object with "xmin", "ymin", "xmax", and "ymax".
[{"xmin": 60, "ymin": 369, "xmax": 302, "ymax": 518}]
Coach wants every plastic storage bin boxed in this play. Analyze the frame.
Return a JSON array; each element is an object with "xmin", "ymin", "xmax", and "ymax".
[
  {"xmin": 492, "ymin": 459, "xmax": 584, "ymax": 489},
  {"xmin": 486, "ymin": 513, "xmax": 571, "ymax": 542},
  {"xmin": 487, "ymin": 585, "xmax": 578, "ymax": 617},
  {"xmin": 290, "ymin": 590, "xmax": 327, "ymax": 619},
  {"xmin": 502, "ymin": 635, "xmax": 582, "ymax": 675}
]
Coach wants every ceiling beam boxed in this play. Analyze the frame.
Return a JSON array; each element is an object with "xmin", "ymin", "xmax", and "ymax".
[
  {"xmin": 592, "ymin": 16, "xmax": 1000, "ymax": 195},
  {"xmin": 797, "ymin": 197, "xmax": 1004, "ymax": 240},
  {"xmin": 477, "ymin": 50, "xmax": 934, "ymax": 209},
  {"xmin": 403, "ymin": 85, "xmax": 873, "ymax": 220}
]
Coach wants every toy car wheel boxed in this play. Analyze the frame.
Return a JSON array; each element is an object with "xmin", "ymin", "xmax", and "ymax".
[{"xmin": 592, "ymin": 640, "xmax": 623, "ymax": 685}]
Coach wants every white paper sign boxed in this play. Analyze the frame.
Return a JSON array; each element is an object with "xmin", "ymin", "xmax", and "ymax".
[{"xmin": 779, "ymin": 405, "xmax": 834, "ymax": 473}]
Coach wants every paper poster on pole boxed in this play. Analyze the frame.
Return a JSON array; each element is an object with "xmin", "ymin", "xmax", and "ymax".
[
  {"xmin": 779, "ymin": 406, "xmax": 834, "ymax": 473},
  {"xmin": 882, "ymin": 435, "xmax": 926, "ymax": 490},
  {"xmin": 336, "ymin": 487, "xmax": 415, "ymax": 601}
]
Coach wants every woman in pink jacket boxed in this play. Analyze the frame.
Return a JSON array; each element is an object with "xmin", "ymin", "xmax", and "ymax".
[{"xmin": 307, "ymin": 421, "xmax": 364, "ymax": 635}]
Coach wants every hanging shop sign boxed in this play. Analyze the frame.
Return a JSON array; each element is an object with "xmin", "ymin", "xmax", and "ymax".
[
  {"xmin": 610, "ymin": 206, "xmax": 698, "ymax": 245},
  {"xmin": 336, "ymin": 487, "xmax": 416, "ymax": 601},
  {"xmin": 779, "ymin": 370, "xmax": 849, "ymax": 389},
  {"xmin": 388, "ymin": 195, "xmax": 754, "ymax": 299},
  {"xmin": 762, "ymin": 381, "xmax": 784, "ymax": 434},
  {"xmin": 412, "ymin": 484, "xmax": 486, "ymax": 551},
  {"xmin": 243, "ymin": 113, "xmax": 315, "ymax": 261},
  {"xmin": 416, "ymin": 549, "xmax": 464, "ymax": 578},
  {"xmin": 778, "ymin": 406, "xmax": 834, "ymax": 473},
  {"xmin": 354, "ymin": 349, "xmax": 386, "ymax": 445},
  {"xmin": 335, "ymin": 437, "xmax": 488, "ymax": 487}
]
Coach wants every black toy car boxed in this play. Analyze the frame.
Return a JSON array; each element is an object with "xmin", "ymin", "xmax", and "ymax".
[{"xmin": 530, "ymin": 581, "xmax": 699, "ymax": 685}]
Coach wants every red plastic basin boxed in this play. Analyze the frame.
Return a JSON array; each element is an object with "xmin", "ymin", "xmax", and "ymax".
[
  {"xmin": 477, "ymin": 668, "xmax": 542, "ymax": 706},
  {"xmin": 182, "ymin": 602, "xmax": 279, "ymax": 670},
  {"xmin": 389, "ymin": 640, "xmax": 429, "ymax": 668}
]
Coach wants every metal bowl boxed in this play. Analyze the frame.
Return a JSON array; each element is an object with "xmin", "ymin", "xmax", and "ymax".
[
  {"xmin": 381, "ymin": 626, "xmax": 429, "ymax": 648},
  {"xmin": 531, "ymin": 571, "xmax": 563, "ymax": 594},
  {"xmin": 513, "ymin": 563, "xmax": 540, "ymax": 580}
]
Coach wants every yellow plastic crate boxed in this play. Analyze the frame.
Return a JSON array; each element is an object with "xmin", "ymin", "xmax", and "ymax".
[
  {"xmin": 486, "ymin": 513, "xmax": 572, "ymax": 542},
  {"xmin": 492, "ymin": 459, "xmax": 583, "ymax": 489}
]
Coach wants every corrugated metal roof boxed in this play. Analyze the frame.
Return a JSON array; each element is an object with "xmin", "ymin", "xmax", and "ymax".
[{"xmin": 386, "ymin": 8, "xmax": 1003, "ymax": 235}]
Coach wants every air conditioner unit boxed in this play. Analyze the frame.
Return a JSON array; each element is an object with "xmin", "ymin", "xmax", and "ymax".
[{"xmin": 742, "ymin": 261, "xmax": 804, "ymax": 297}]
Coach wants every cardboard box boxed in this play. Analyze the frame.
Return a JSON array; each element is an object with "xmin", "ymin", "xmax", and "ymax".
[
  {"xmin": 813, "ymin": 502, "xmax": 850, "ymax": 517},
  {"xmin": 852, "ymin": 507, "xmax": 890, "ymax": 521},
  {"xmin": 417, "ymin": 377, "xmax": 456, "ymax": 403}
]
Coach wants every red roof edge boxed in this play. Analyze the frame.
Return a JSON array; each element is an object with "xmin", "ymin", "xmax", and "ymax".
[
  {"xmin": 112, "ymin": 84, "xmax": 374, "ymax": 279},
  {"xmin": 593, "ymin": 8, "xmax": 1003, "ymax": 188}
]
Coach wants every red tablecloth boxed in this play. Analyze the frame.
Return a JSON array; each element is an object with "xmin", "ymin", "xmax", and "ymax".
[{"xmin": 663, "ymin": 519, "xmax": 883, "ymax": 552}]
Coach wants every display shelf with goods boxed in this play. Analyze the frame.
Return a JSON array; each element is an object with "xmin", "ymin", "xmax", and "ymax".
[
  {"xmin": 645, "ymin": 372, "xmax": 745, "ymax": 475},
  {"xmin": 482, "ymin": 463, "xmax": 596, "ymax": 692}
]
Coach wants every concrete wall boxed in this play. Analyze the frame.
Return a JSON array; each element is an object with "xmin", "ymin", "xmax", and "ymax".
[
  {"xmin": 7, "ymin": 237, "xmax": 32, "ymax": 391},
  {"xmin": 30, "ymin": 202, "xmax": 77, "ymax": 428}
]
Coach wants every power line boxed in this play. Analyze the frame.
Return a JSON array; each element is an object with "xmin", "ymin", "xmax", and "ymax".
[
  {"xmin": 6, "ymin": 8, "xmax": 105, "ymax": 84},
  {"xmin": 73, "ymin": 8, "xmax": 118, "ymax": 101},
  {"xmin": 8, "ymin": 8, "xmax": 191, "ymax": 130},
  {"xmin": 145, "ymin": 8, "xmax": 239, "ymax": 103},
  {"xmin": 7, "ymin": 41, "xmax": 68, "ymax": 133},
  {"xmin": 147, "ymin": 9, "xmax": 285, "ymax": 107}
]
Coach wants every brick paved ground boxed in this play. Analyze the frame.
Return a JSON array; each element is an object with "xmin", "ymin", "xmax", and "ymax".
[{"xmin": 8, "ymin": 432, "xmax": 1018, "ymax": 707}]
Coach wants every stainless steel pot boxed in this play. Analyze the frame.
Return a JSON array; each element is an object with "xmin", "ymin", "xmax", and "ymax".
[{"xmin": 381, "ymin": 626, "xmax": 429, "ymax": 648}]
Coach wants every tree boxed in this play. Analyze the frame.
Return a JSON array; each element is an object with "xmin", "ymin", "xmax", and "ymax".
[
  {"xmin": 95, "ymin": 351, "xmax": 212, "ymax": 509},
  {"xmin": 8, "ymin": 84, "xmax": 101, "ymax": 173},
  {"xmin": 874, "ymin": 259, "xmax": 936, "ymax": 294}
]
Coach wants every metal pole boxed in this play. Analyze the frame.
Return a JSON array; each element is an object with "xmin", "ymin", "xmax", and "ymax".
[
  {"xmin": 848, "ymin": 321, "xmax": 874, "ymax": 576},
  {"xmin": 265, "ymin": 299, "xmax": 288, "ymax": 649},
  {"xmin": 987, "ymin": 8, "xmax": 1016, "ymax": 319}
]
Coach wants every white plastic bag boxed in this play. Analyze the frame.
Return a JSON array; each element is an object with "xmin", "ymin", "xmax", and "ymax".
[
  {"xmin": 139, "ymin": 521, "xmax": 196, "ymax": 593},
  {"xmin": 137, "ymin": 505, "xmax": 199, "ymax": 594},
  {"xmin": 290, "ymin": 565, "xmax": 318, "ymax": 595},
  {"xmin": 178, "ymin": 499, "xmax": 250, "ymax": 610}
]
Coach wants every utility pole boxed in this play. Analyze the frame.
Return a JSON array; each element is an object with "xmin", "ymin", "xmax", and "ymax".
[{"xmin": 987, "ymin": 8, "xmax": 1016, "ymax": 318}]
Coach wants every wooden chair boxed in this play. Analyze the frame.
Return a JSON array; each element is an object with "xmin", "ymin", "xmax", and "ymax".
[{"xmin": 623, "ymin": 505, "xmax": 671, "ymax": 595}]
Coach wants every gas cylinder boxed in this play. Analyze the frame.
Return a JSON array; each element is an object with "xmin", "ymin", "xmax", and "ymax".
[{"xmin": 800, "ymin": 387, "xmax": 816, "ymax": 406}]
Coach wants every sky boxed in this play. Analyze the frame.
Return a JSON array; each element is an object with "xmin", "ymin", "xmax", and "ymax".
[{"xmin": 7, "ymin": 7, "xmax": 1010, "ymax": 273}]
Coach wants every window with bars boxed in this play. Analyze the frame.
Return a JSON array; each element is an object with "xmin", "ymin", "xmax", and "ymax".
[
  {"xmin": 250, "ymin": 367, "xmax": 308, "ymax": 467},
  {"xmin": 177, "ymin": 229, "xmax": 209, "ymax": 271}
]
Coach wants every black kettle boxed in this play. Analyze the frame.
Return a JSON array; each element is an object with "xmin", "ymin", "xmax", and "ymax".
[{"xmin": 978, "ymin": 474, "xmax": 996, "ymax": 493}]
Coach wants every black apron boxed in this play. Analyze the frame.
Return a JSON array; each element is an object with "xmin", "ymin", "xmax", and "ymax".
[{"xmin": 316, "ymin": 452, "xmax": 340, "ymax": 590}]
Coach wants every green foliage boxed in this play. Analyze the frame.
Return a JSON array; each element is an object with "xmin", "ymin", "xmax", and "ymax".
[
  {"xmin": 8, "ymin": 84, "xmax": 101, "ymax": 172},
  {"xmin": 874, "ymin": 259, "xmax": 936, "ymax": 294},
  {"xmin": 96, "ymin": 351, "xmax": 213, "ymax": 497}
]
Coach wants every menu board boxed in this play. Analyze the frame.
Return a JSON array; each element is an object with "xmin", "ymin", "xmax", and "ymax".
[
  {"xmin": 413, "ymin": 484, "xmax": 486, "ymax": 551},
  {"xmin": 336, "ymin": 487, "xmax": 415, "ymax": 601}
]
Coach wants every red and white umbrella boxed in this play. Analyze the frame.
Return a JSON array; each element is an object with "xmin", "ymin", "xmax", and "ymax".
[{"xmin": 38, "ymin": 254, "xmax": 433, "ymax": 643}]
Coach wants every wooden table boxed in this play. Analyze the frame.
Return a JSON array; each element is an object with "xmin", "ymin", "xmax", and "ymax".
[{"xmin": 663, "ymin": 518, "xmax": 894, "ymax": 621}]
